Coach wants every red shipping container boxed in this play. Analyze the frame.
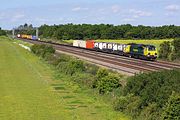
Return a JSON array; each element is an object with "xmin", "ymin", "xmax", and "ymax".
[{"xmin": 86, "ymin": 40, "xmax": 94, "ymax": 49}]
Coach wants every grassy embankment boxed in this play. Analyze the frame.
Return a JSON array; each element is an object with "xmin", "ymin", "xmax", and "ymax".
[{"xmin": 0, "ymin": 36, "xmax": 129, "ymax": 120}]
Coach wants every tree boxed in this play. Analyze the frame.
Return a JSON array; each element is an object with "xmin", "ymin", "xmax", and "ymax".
[
  {"xmin": 159, "ymin": 41, "xmax": 172, "ymax": 59},
  {"xmin": 172, "ymin": 38, "xmax": 180, "ymax": 59}
]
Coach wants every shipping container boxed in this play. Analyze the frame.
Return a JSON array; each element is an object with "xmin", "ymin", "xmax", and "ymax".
[
  {"xmin": 17, "ymin": 34, "xmax": 21, "ymax": 38},
  {"xmin": 79, "ymin": 40, "xmax": 86, "ymax": 48},
  {"xmin": 32, "ymin": 36, "xmax": 37, "ymax": 40},
  {"xmin": 86, "ymin": 40, "xmax": 94, "ymax": 49},
  {"xmin": 73, "ymin": 40, "xmax": 86, "ymax": 48},
  {"xmin": 107, "ymin": 43, "xmax": 113, "ymax": 49},
  {"xmin": 117, "ymin": 44, "xmax": 123, "ymax": 51},
  {"xmin": 27, "ymin": 35, "xmax": 32, "ymax": 39},
  {"xmin": 21, "ymin": 34, "xmax": 27, "ymax": 39},
  {"xmin": 94, "ymin": 42, "xmax": 99, "ymax": 49},
  {"xmin": 102, "ymin": 43, "xmax": 107, "ymax": 49},
  {"xmin": 73, "ymin": 40, "xmax": 79, "ymax": 47}
]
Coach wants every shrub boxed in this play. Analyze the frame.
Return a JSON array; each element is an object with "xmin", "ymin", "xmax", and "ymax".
[
  {"xmin": 31, "ymin": 44, "xmax": 55, "ymax": 58},
  {"xmin": 65, "ymin": 59, "xmax": 85, "ymax": 75},
  {"xmin": 84, "ymin": 63, "xmax": 99, "ymax": 75},
  {"xmin": 172, "ymin": 38, "xmax": 180, "ymax": 60},
  {"xmin": 56, "ymin": 58, "xmax": 85, "ymax": 76},
  {"xmin": 139, "ymin": 103, "xmax": 160, "ymax": 120},
  {"xmin": 114, "ymin": 95, "xmax": 130, "ymax": 112},
  {"xmin": 114, "ymin": 94, "xmax": 141, "ymax": 118},
  {"xmin": 122, "ymin": 69, "xmax": 180, "ymax": 120},
  {"xmin": 97, "ymin": 73, "xmax": 121, "ymax": 94},
  {"xmin": 92, "ymin": 68, "xmax": 109, "ymax": 88},
  {"xmin": 162, "ymin": 92, "xmax": 180, "ymax": 120},
  {"xmin": 0, "ymin": 28, "xmax": 6, "ymax": 36},
  {"xmin": 72, "ymin": 73, "xmax": 95, "ymax": 88},
  {"xmin": 92, "ymin": 69, "xmax": 121, "ymax": 94},
  {"xmin": 159, "ymin": 41, "xmax": 172, "ymax": 59}
]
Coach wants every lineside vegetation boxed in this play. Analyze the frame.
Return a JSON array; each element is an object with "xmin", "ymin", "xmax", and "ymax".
[{"xmin": 31, "ymin": 43, "xmax": 180, "ymax": 120}]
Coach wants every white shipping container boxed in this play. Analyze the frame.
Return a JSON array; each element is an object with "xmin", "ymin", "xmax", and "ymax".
[
  {"xmin": 17, "ymin": 34, "xmax": 21, "ymax": 38},
  {"xmin": 79, "ymin": 40, "xmax": 86, "ymax": 48},
  {"xmin": 94, "ymin": 42, "xmax": 99, "ymax": 48},
  {"xmin": 113, "ymin": 43, "xmax": 118, "ymax": 51},
  {"xmin": 73, "ymin": 40, "xmax": 86, "ymax": 48},
  {"xmin": 73, "ymin": 40, "xmax": 79, "ymax": 47},
  {"xmin": 102, "ymin": 43, "xmax": 107, "ymax": 49},
  {"xmin": 117, "ymin": 44, "xmax": 123, "ymax": 51},
  {"xmin": 107, "ymin": 43, "xmax": 113, "ymax": 49},
  {"xmin": 98, "ymin": 43, "xmax": 103, "ymax": 49}
]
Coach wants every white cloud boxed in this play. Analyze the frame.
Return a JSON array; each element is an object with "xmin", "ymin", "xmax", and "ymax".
[
  {"xmin": 72, "ymin": 7, "xmax": 89, "ymax": 12},
  {"xmin": 0, "ymin": 10, "xmax": 25, "ymax": 22},
  {"xmin": 11, "ymin": 13, "xmax": 25, "ymax": 22},
  {"xmin": 165, "ymin": 5, "xmax": 179, "ymax": 11},
  {"xmin": 13, "ymin": 14, "xmax": 25, "ymax": 19},
  {"xmin": 129, "ymin": 9, "xmax": 152, "ymax": 18},
  {"xmin": 111, "ymin": 5, "xmax": 120, "ymax": 13},
  {"xmin": 122, "ymin": 18, "xmax": 135, "ymax": 22}
]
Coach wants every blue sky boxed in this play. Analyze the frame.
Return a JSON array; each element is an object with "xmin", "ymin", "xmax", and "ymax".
[{"xmin": 0, "ymin": 0, "xmax": 180, "ymax": 29}]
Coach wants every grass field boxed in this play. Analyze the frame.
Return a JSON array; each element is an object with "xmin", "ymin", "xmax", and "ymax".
[{"xmin": 0, "ymin": 37, "xmax": 129, "ymax": 120}]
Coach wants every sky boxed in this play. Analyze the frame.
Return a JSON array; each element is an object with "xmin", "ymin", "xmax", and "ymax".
[{"xmin": 0, "ymin": 0, "xmax": 180, "ymax": 29}]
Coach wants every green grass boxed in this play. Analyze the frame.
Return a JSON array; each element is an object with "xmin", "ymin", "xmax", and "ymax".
[{"xmin": 0, "ymin": 37, "xmax": 129, "ymax": 120}]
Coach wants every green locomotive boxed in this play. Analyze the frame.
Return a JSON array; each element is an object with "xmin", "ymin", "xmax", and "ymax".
[{"xmin": 124, "ymin": 44, "xmax": 158, "ymax": 60}]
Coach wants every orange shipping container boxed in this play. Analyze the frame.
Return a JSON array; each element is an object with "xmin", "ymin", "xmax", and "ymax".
[{"xmin": 86, "ymin": 40, "xmax": 94, "ymax": 49}]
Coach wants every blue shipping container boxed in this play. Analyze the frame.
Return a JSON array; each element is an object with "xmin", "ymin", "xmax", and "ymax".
[{"xmin": 32, "ymin": 36, "xmax": 37, "ymax": 40}]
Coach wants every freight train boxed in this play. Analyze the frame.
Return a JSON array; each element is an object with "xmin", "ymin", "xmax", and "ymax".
[
  {"xmin": 17, "ymin": 34, "xmax": 39, "ymax": 40},
  {"xmin": 73, "ymin": 40, "xmax": 158, "ymax": 60},
  {"xmin": 17, "ymin": 34, "xmax": 158, "ymax": 60}
]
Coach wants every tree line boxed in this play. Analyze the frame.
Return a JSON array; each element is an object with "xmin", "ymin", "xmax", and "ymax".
[
  {"xmin": 0, "ymin": 27, "xmax": 6, "ymax": 36},
  {"xmin": 15, "ymin": 23, "xmax": 180, "ymax": 40},
  {"xmin": 38, "ymin": 24, "xmax": 180, "ymax": 40}
]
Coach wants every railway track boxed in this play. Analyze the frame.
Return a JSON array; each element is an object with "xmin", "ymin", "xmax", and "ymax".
[{"xmin": 18, "ymin": 38, "xmax": 180, "ymax": 76}]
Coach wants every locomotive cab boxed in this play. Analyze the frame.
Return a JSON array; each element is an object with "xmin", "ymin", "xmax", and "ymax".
[
  {"xmin": 124, "ymin": 44, "xmax": 158, "ymax": 60},
  {"xmin": 144, "ymin": 45, "xmax": 158, "ymax": 60}
]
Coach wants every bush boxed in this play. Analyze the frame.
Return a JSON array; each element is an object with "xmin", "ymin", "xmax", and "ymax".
[
  {"xmin": 159, "ymin": 41, "xmax": 172, "ymax": 59},
  {"xmin": 114, "ymin": 95, "xmax": 130, "ymax": 112},
  {"xmin": 139, "ymin": 103, "xmax": 160, "ymax": 120},
  {"xmin": 84, "ymin": 63, "xmax": 99, "ymax": 75},
  {"xmin": 172, "ymin": 38, "xmax": 180, "ymax": 60},
  {"xmin": 162, "ymin": 92, "xmax": 180, "ymax": 120},
  {"xmin": 65, "ymin": 59, "xmax": 85, "ymax": 75},
  {"xmin": 97, "ymin": 74, "xmax": 121, "ymax": 94},
  {"xmin": 56, "ymin": 58, "xmax": 85, "ymax": 76},
  {"xmin": 72, "ymin": 73, "xmax": 95, "ymax": 88},
  {"xmin": 92, "ymin": 68, "xmax": 109, "ymax": 88},
  {"xmin": 0, "ymin": 28, "xmax": 6, "ymax": 36},
  {"xmin": 159, "ymin": 38, "xmax": 180, "ymax": 61},
  {"xmin": 92, "ymin": 69, "xmax": 121, "ymax": 94},
  {"xmin": 31, "ymin": 44, "xmax": 55, "ymax": 58},
  {"xmin": 122, "ymin": 69, "xmax": 180, "ymax": 119}
]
